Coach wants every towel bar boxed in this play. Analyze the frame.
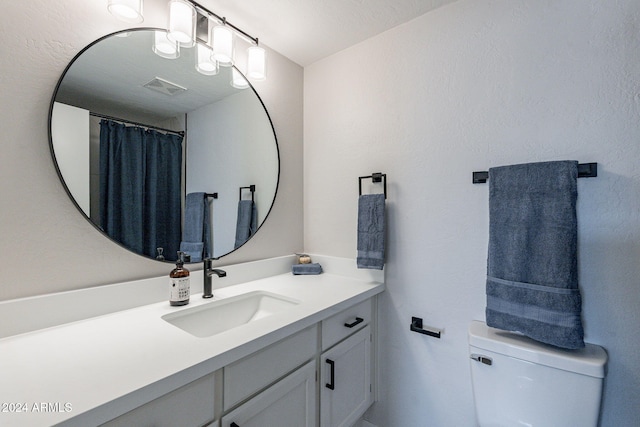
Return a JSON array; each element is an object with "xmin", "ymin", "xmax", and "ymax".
[
  {"xmin": 205, "ymin": 192, "xmax": 218, "ymax": 199},
  {"xmin": 472, "ymin": 162, "xmax": 597, "ymax": 184},
  {"xmin": 359, "ymin": 172, "xmax": 387, "ymax": 199},
  {"xmin": 239, "ymin": 185, "xmax": 255, "ymax": 202}
]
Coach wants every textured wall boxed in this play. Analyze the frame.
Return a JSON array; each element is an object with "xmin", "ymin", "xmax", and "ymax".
[
  {"xmin": 304, "ymin": 0, "xmax": 640, "ymax": 425},
  {"xmin": 0, "ymin": 0, "xmax": 303, "ymax": 300}
]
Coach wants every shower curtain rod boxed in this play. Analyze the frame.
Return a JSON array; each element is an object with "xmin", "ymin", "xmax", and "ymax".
[{"xmin": 90, "ymin": 112, "xmax": 185, "ymax": 137}]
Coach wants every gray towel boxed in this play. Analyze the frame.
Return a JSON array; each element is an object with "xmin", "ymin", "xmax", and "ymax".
[
  {"xmin": 357, "ymin": 194, "xmax": 386, "ymax": 270},
  {"xmin": 292, "ymin": 263, "xmax": 323, "ymax": 275},
  {"xmin": 180, "ymin": 192, "xmax": 210, "ymax": 262},
  {"xmin": 234, "ymin": 200, "xmax": 258, "ymax": 249},
  {"xmin": 486, "ymin": 161, "xmax": 584, "ymax": 349}
]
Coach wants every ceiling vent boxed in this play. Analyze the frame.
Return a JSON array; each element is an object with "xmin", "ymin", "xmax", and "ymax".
[{"xmin": 143, "ymin": 77, "xmax": 187, "ymax": 96}]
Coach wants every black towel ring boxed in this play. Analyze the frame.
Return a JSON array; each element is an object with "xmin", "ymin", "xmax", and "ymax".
[
  {"xmin": 239, "ymin": 185, "xmax": 256, "ymax": 202},
  {"xmin": 359, "ymin": 172, "xmax": 387, "ymax": 199}
]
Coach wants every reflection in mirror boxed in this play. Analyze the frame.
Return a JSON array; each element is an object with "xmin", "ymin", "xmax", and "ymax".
[{"xmin": 50, "ymin": 29, "xmax": 279, "ymax": 262}]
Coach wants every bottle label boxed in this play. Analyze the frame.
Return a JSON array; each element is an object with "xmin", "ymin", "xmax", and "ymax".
[{"xmin": 170, "ymin": 277, "xmax": 190, "ymax": 301}]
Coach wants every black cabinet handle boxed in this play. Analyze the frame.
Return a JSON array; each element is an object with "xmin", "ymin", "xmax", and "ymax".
[
  {"xmin": 231, "ymin": 423, "xmax": 239, "ymax": 427},
  {"xmin": 344, "ymin": 317, "xmax": 364, "ymax": 328},
  {"xmin": 325, "ymin": 359, "xmax": 335, "ymax": 390}
]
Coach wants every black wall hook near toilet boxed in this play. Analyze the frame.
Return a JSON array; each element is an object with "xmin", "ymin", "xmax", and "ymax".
[{"xmin": 410, "ymin": 317, "xmax": 442, "ymax": 339}]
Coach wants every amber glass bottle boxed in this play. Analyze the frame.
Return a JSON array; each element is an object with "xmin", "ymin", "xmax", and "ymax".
[{"xmin": 169, "ymin": 252, "xmax": 190, "ymax": 306}]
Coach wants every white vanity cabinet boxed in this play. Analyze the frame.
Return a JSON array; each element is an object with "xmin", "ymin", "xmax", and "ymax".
[
  {"xmin": 1, "ymin": 255, "xmax": 385, "ymax": 427},
  {"xmin": 97, "ymin": 299, "xmax": 376, "ymax": 427},
  {"xmin": 220, "ymin": 298, "xmax": 375, "ymax": 427},
  {"xmin": 320, "ymin": 300, "xmax": 374, "ymax": 427}
]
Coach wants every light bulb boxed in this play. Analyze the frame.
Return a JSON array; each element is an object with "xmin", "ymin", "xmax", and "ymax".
[
  {"xmin": 247, "ymin": 45, "xmax": 266, "ymax": 80},
  {"xmin": 152, "ymin": 30, "xmax": 180, "ymax": 59},
  {"xmin": 107, "ymin": 0, "xmax": 144, "ymax": 23},
  {"xmin": 212, "ymin": 24, "xmax": 234, "ymax": 67},
  {"xmin": 167, "ymin": 0, "xmax": 196, "ymax": 48},
  {"xmin": 231, "ymin": 67, "xmax": 249, "ymax": 89},
  {"xmin": 196, "ymin": 42, "xmax": 219, "ymax": 75}
]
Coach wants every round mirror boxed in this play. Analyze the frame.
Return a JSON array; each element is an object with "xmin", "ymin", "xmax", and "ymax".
[{"xmin": 49, "ymin": 29, "xmax": 279, "ymax": 262}]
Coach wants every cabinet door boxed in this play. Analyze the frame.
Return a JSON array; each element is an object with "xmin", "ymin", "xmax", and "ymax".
[
  {"xmin": 321, "ymin": 325, "xmax": 372, "ymax": 427},
  {"xmin": 221, "ymin": 361, "xmax": 316, "ymax": 427}
]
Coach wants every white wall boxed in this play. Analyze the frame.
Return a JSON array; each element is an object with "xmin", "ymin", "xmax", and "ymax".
[
  {"xmin": 187, "ymin": 90, "xmax": 279, "ymax": 257},
  {"xmin": 304, "ymin": 0, "xmax": 640, "ymax": 425},
  {"xmin": 0, "ymin": 0, "xmax": 303, "ymax": 300},
  {"xmin": 51, "ymin": 102, "xmax": 90, "ymax": 215}
]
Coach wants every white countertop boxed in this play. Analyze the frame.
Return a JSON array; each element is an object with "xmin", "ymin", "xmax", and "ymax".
[{"xmin": 0, "ymin": 255, "xmax": 384, "ymax": 426}]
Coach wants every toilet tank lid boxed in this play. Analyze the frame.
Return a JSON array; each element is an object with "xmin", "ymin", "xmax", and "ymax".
[{"xmin": 468, "ymin": 321, "xmax": 607, "ymax": 378}]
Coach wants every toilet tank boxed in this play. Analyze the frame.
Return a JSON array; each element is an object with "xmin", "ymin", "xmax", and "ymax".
[{"xmin": 468, "ymin": 321, "xmax": 607, "ymax": 427}]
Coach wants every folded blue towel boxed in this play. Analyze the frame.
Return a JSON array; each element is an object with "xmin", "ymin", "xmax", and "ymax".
[
  {"xmin": 486, "ymin": 161, "xmax": 584, "ymax": 349},
  {"xmin": 357, "ymin": 194, "xmax": 386, "ymax": 270},
  {"xmin": 180, "ymin": 192, "xmax": 210, "ymax": 262},
  {"xmin": 234, "ymin": 200, "xmax": 258, "ymax": 249},
  {"xmin": 292, "ymin": 263, "xmax": 323, "ymax": 275}
]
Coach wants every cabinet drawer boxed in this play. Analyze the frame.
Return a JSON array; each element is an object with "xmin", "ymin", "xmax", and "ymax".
[
  {"xmin": 100, "ymin": 373, "xmax": 215, "ymax": 427},
  {"xmin": 224, "ymin": 325, "xmax": 317, "ymax": 411},
  {"xmin": 322, "ymin": 298, "xmax": 372, "ymax": 351}
]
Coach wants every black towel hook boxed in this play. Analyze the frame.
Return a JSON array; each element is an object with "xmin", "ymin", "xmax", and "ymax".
[{"xmin": 359, "ymin": 172, "xmax": 387, "ymax": 199}]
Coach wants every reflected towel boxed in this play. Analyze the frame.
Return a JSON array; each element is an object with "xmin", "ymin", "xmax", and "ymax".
[
  {"xmin": 292, "ymin": 263, "xmax": 323, "ymax": 275},
  {"xmin": 357, "ymin": 193, "xmax": 386, "ymax": 270},
  {"xmin": 234, "ymin": 200, "xmax": 258, "ymax": 249},
  {"xmin": 180, "ymin": 192, "xmax": 210, "ymax": 262},
  {"xmin": 486, "ymin": 161, "xmax": 584, "ymax": 349},
  {"xmin": 179, "ymin": 242, "xmax": 204, "ymax": 262}
]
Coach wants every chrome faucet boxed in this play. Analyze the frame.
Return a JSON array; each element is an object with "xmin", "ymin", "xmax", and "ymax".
[{"xmin": 203, "ymin": 258, "xmax": 226, "ymax": 299}]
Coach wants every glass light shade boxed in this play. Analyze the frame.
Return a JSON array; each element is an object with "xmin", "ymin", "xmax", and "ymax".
[
  {"xmin": 211, "ymin": 25, "xmax": 234, "ymax": 67},
  {"xmin": 152, "ymin": 30, "xmax": 180, "ymax": 59},
  {"xmin": 107, "ymin": 0, "xmax": 144, "ymax": 23},
  {"xmin": 167, "ymin": 0, "xmax": 196, "ymax": 47},
  {"xmin": 247, "ymin": 45, "xmax": 266, "ymax": 80},
  {"xmin": 231, "ymin": 68, "xmax": 249, "ymax": 89},
  {"xmin": 195, "ymin": 42, "xmax": 219, "ymax": 75}
]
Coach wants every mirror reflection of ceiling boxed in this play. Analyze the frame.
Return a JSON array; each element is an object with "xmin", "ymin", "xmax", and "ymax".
[
  {"xmin": 194, "ymin": 0, "xmax": 459, "ymax": 66},
  {"xmin": 56, "ymin": 30, "xmax": 242, "ymax": 122}
]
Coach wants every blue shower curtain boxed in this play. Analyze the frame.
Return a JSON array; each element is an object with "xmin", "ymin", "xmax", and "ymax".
[{"xmin": 99, "ymin": 120, "xmax": 183, "ymax": 260}]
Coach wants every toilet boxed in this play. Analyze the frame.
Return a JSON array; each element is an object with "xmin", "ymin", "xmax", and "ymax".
[{"xmin": 468, "ymin": 320, "xmax": 607, "ymax": 427}]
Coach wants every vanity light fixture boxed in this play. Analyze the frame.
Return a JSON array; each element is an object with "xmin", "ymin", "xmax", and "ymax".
[
  {"xmin": 168, "ymin": 0, "xmax": 196, "ymax": 47},
  {"xmin": 211, "ymin": 21, "xmax": 234, "ymax": 67},
  {"xmin": 247, "ymin": 42, "xmax": 266, "ymax": 80},
  {"xmin": 107, "ymin": 0, "xmax": 144, "ymax": 23},
  {"xmin": 152, "ymin": 30, "xmax": 180, "ymax": 59},
  {"xmin": 108, "ymin": 0, "xmax": 266, "ymax": 84}
]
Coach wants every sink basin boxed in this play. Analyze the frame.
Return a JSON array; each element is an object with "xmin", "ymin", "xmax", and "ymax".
[{"xmin": 162, "ymin": 291, "xmax": 300, "ymax": 338}]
